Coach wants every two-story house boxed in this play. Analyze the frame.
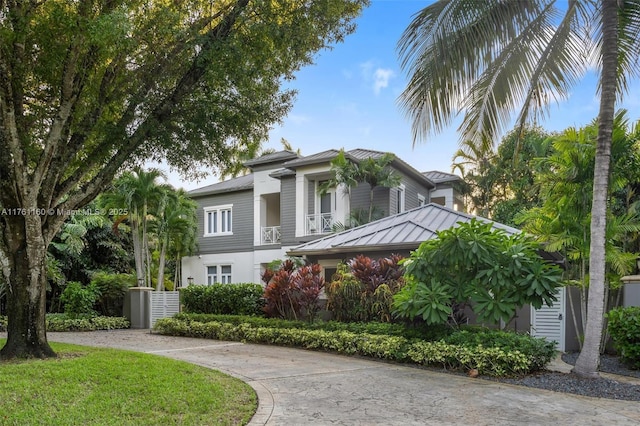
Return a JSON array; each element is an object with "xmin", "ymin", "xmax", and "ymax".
[{"xmin": 181, "ymin": 148, "xmax": 463, "ymax": 286}]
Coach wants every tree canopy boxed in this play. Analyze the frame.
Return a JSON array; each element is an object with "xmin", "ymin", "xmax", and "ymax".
[{"xmin": 0, "ymin": 0, "xmax": 368, "ymax": 359}]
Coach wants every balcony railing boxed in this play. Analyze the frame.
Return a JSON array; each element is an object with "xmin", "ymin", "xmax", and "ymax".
[
  {"xmin": 261, "ymin": 226, "xmax": 281, "ymax": 244},
  {"xmin": 306, "ymin": 213, "xmax": 335, "ymax": 235}
]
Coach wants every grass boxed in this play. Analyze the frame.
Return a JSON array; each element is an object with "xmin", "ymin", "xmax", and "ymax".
[{"xmin": 0, "ymin": 339, "xmax": 256, "ymax": 426}]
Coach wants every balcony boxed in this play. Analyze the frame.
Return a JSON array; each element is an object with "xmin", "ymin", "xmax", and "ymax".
[
  {"xmin": 261, "ymin": 226, "xmax": 281, "ymax": 244},
  {"xmin": 306, "ymin": 213, "xmax": 335, "ymax": 235}
]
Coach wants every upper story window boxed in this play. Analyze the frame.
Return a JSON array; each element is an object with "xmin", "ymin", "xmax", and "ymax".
[
  {"xmin": 396, "ymin": 184, "xmax": 406, "ymax": 213},
  {"xmin": 207, "ymin": 265, "xmax": 232, "ymax": 284},
  {"xmin": 418, "ymin": 193, "xmax": 426, "ymax": 207},
  {"xmin": 204, "ymin": 204, "xmax": 232, "ymax": 236}
]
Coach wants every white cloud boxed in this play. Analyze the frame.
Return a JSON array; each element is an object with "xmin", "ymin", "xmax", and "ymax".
[
  {"xmin": 359, "ymin": 61, "xmax": 395, "ymax": 95},
  {"xmin": 373, "ymin": 68, "xmax": 395, "ymax": 95}
]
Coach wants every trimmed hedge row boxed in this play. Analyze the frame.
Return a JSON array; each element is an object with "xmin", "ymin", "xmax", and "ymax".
[
  {"xmin": 153, "ymin": 316, "xmax": 555, "ymax": 377},
  {"xmin": 172, "ymin": 313, "xmax": 450, "ymax": 340},
  {"xmin": 0, "ymin": 315, "xmax": 130, "ymax": 332},
  {"xmin": 181, "ymin": 284, "xmax": 264, "ymax": 316}
]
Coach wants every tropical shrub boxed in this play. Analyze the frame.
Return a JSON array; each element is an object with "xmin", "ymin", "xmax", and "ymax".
[
  {"xmin": 154, "ymin": 316, "xmax": 554, "ymax": 376},
  {"xmin": 46, "ymin": 313, "xmax": 129, "ymax": 331},
  {"xmin": 91, "ymin": 272, "xmax": 136, "ymax": 317},
  {"xmin": 60, "ymin": 281, "xmax": 100, "ymax": 318},
  {"xmin": 262, "ymin": 260, "xmax": 324, "ymax": 321},
  {"xmin": 326, "ymin": 254, "xmax": 405, "ymax": 322},
  {"xmin": 607, "ymin": 306, "xmax": 640, "ymax": 369},
  {"xmin": 393, "ymin": 219, "xmax": 563, "ymax": 327},
  {"xmin": 181, "ymin": 283, "xmax": 264, "ymax": 316}
]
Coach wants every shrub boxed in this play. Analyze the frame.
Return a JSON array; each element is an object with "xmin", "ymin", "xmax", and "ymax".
[
  {"xmin": 45, "ymin": 313, "xmax": 130, "ymax": 331},
  {"xmin": 154, "ymin": 315, "xmax": 554, "ymax": 376},
  {"xmin": 326, "ymin": 255, "xmax": 405, "ymax": 322},
  {"xmin": 393, "ymin": 219, "xmax": 564, "ymax": 327},
  {"xmin": 262, "ymin": 260, "xmax": 324, "ymax": 321},
  {"xmin": 181, "ymin": 283, "xmax": 264, "ymax": 316},
  {"xmin": 60, "ymin": 281, "xmax": 100, "ymax": 318},
  {"xmin": 91, "ymin": 272, "xmax": 135, "ymax": 317},
  {"xmin": 607, "ymin": 306, "xmax": 640, "ymax": 369}
]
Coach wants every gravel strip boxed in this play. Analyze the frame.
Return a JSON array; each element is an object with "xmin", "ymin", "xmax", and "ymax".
[{"xmin": 482, "ymin": 353, "xmax": 640, "ymax": 401}]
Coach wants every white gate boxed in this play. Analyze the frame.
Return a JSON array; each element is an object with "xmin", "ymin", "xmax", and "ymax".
[
  {"xmin": 150, "ymin": 291, "xmax": 180, "ymax": 327},
  {"xmin": 531, "ymin": 287, "xmax": 565, "ymax": 351}
]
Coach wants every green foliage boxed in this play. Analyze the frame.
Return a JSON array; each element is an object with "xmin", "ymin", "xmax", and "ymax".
[
  {"xmin": 42, "ymin": 314, "xmax": 130, "ymax": 331},
  {"xmin": 59, "ymin": 282, "xmax": 100, "ymax": 318},
  {"xmin": 393, "ymin": 219, "xmax": 564, "ymax": 326},
  {"xmin": 91, "ymin": 272, "xmax": 135, "ymax": 317},
  {"xmin": 262, "ymin": 261, "xmax": 325, "ymax": 321},
  {"xmin": 181, "ymin": 283, "xmax": 264, "ymax": 316},
  {"xmin": 326, "ymin": 254, "xmax": 405, "ymax": 322},
  {"xmin": 607, "ymin": 307, "xmax": 640, "ymax": 369},
  {"xmin": 154, "ymin": 315, "xmax": 555, "ymax": 376},
  {"xmin": 0, "ymin": 315, "xmax": 6, "ymax": 332}
]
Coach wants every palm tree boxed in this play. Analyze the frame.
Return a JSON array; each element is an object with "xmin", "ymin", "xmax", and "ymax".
[
  {"xmin": 152, "ymin": 188, "xmax": 197, "ymax": 290},
  {"xmin": 398, "ymin": 0, "xmax": 638, "ymax": 377},
  {"xmin": 101, "ymin": 168, "xmax": 167, "ymax": 287}
]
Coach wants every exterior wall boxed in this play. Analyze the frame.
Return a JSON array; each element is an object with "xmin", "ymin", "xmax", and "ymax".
[
  {"xmin": 430, "ymin": 184, "xmax": 463, "ymax": 211},
  {"xmin": 182, "ymin": 246, "xmax": 293, "ymax": 285},
  {"xmin": 280, "ymin": 176, "xmax": 297, "ymax": 245},
  {"xmin": 194, "ymin": 189, "xmax": 253, "ymax": 254},
  {"xmin": 351, "ymin": 185, "xmax": 390, "ymax": 218},
  {"xmin": 398, "ymin": 170, "xmax": 432, "ymax": 212}
]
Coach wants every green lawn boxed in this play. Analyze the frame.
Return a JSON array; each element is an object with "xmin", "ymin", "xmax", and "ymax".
[{"xmin": 0, "ymin": 339, "xmax": 256, "ymax": 426}]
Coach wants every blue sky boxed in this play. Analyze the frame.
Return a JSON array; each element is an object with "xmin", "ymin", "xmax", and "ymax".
[{"xmin": 168, "ymin": 0, "xmax": 640, "ymax": 190}]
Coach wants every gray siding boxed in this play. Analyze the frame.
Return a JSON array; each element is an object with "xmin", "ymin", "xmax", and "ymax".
[
  {"xmin": 396, "ymin": 169, "xmax": 434, "ymax": 213},
  {"xmin": 307, "ymin": 179, "xmax": 315, "ymax": 215},
  {"xmin": 194, "ymin": 190, "xmax": 253, "ymax": 254},
  {"xmin": 280, "ymin": 176, "xmax": 297, "ymax": 245},
  {"xmin": 351, "ymin": 184, "xmax": 390, "ymax": 220}
]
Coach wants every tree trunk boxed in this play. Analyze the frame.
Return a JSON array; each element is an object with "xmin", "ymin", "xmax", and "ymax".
[
  {"xmin": 156, "ymin": 237, "xmax": 167, "ymax": 291},
  {"xmin": 573, "ymin": 0, "xmax": 618, "ymax": 378},
  {"xmin": 131, "ymin": 219, "xmax": 145, "ymax": 286},
  {"xmin": 0, "ymin": 215, "xmax": 56, "ymax": 359}
]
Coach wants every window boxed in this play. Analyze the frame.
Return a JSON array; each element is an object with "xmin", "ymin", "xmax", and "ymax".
[
  {"xmin": 396, "ymin": 185, "xmax": 405, "ymax": 213},
  {"xmin": 206, "ymin": 265, "xmax": 232, "ymax": 284},
  {"xmin": 418, "ymin": 193, "xmax": 426, "ymax": 207},
  {"xmin": 204, "ymin": 205, "xmax": 232, "ymax": 236}
]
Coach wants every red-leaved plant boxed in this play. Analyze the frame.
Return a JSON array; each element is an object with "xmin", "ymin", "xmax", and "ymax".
[{"xmin": 262, "ymin": 260, "xmax": 324, "ymax": 321}]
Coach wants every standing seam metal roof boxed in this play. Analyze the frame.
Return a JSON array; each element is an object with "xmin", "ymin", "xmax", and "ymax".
[{"xmin": 287, "ymin": 203, "xmax": 520, "ymax": 255}]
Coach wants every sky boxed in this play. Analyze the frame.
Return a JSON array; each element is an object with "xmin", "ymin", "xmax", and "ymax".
[{"xmin": 163, "ymin": 0, "xmax": 640, "ymax": 191}]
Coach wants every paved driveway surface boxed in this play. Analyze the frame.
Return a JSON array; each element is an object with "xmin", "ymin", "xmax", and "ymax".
[{"xmin": 7, "ymin": 330, "xmax": 640, "ymax": 425}]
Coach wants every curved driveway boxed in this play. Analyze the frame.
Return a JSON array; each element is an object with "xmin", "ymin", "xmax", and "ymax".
[{"xmin": 32, "ymin": 330, "xmax": 640, "ymax": 425}]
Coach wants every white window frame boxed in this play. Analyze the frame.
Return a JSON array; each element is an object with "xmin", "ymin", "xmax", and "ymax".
[
  {"xmin": 206, "ymin": 264, "xmax": 233, "ymax": 285},
  {"xmin": 396, "ymin": 184, "xmax": 406, "ymax": 213},
  {"xmin": 417, "ymin": 193, "xmax": 426, "ymax": 207},
  {"xmin": 203, "ymin": 204, "xmax": 233, "ymax": 236}
]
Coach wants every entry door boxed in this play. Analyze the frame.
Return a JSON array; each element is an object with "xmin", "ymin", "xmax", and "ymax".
[{"xmin": 531, "ymin": 287, "xmax": 565, "ymax": 351}]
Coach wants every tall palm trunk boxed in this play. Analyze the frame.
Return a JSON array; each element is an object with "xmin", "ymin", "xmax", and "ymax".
[
  {"xmin": 130, "ymin": 216, "xmax": 145, "ymax": 286},
  {"xmin": 573, "ymin": 0, "xmax": 619, "ymax": 378}
]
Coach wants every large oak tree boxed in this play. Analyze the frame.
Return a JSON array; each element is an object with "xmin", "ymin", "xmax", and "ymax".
[{"xmin": 0, "ymin": 0, "xmax": 367, "ymax": 359}]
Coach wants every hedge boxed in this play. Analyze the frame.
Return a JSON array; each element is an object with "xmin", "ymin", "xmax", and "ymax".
[
  {"xmin": 181, "ymin": 284, "xmax": 264, "ymax": 316},
  {"xmin": 0, "ymin": 314, "xmax": 130, "ymax": 332},
  {"xmin": 153, "ymin": 316, "xmax": 555, "ymax": 377}
]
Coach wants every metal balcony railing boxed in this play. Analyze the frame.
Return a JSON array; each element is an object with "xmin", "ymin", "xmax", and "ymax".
[{"xmin": 261, "ymin": 226, "xmax": 281, "ymax": 244}]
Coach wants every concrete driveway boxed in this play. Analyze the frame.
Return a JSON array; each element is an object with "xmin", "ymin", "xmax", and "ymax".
[{"xmin": 14, "ymin": 330, "xmax": 640, "ymax": 425}]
